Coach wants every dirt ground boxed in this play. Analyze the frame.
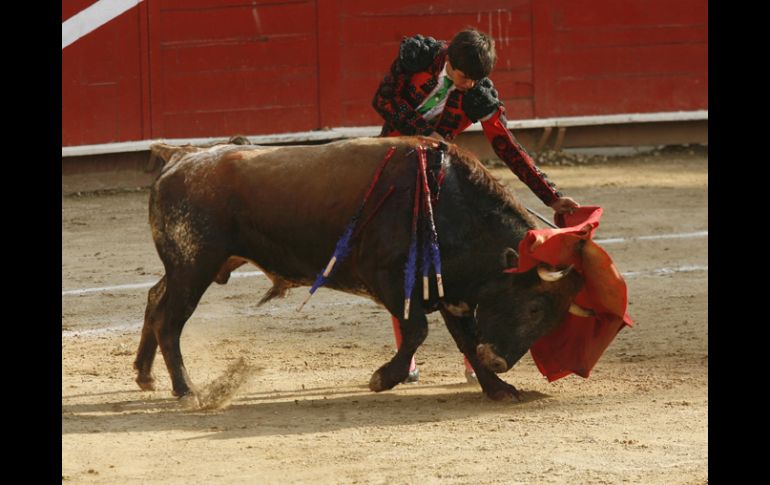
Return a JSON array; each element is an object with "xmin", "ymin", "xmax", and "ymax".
[{"xmin": 62, "ymin": 148, "xmax": 708, "ymax": 484}]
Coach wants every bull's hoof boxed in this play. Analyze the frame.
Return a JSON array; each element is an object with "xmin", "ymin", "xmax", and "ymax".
[
  {"xmin": 135, "ymin": 374, "xmax": 156, "ymax": 391},
  {"xmin": 369, "ymin": 370, "xmax": 387, "ymax": 392},
  {"xmin": 178, "ymin": 392, "xmax": 201, "ymax": 409},
  {"xmin": 369, "ymin": 367, "xmax": 405, "ymax": 392},
  {"xmin": 485, "ymin": 383, "xmax": 522, "ymax": 402}
]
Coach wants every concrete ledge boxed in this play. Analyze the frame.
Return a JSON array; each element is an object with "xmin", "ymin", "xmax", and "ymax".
[
  {"xmin": 62, "ymin": 111, "xmax": 707, "ymax": 194},
  {"xmin": 62, "ymin": 110, "xmax": 708, "ymax": 157}
]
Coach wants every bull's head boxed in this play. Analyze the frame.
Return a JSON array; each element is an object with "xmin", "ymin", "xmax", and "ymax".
[{"xmin": 473, "ymin": 248, "xmax": 584, "ymax": 373}]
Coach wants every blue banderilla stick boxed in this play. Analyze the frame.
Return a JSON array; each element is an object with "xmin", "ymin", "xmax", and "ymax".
[
  {"xmin": 299, "ymin": 147, "xmax": 396, "ymax": 312},
  {"xmin": 421, "ymin": 216, "xmax": 431, "ymax": 301},
  {"xmin": 403, "ymin": 168, "xmax": 422, "ymax": 319},
  {"xmin": 417, "ymin": 146, "xmax": 444, "ymax": 299}
]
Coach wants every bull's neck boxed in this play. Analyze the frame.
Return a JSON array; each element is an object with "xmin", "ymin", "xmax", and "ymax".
[{"xmin": 434, "ymin": 168, "xmax": 534, "ymax": 299}]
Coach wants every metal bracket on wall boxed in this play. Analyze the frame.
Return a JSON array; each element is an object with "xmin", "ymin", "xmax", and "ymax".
[
  {"xmin": 553, "ymin": 127, "xmax": 567, "ymax": 152},
  {"xmin": 534, "ymin": 126, "xmax": 553, "ymax": 153}
]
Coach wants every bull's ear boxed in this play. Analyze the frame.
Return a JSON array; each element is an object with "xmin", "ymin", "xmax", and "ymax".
[{"xmin": 501, "ymin": 247, "xmax": 519, "ymax": 269}]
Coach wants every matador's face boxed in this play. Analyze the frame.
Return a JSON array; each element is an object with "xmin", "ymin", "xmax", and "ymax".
[{"xmin": 446, "ymin": 62, "xmax": 477, "ymax": 91}]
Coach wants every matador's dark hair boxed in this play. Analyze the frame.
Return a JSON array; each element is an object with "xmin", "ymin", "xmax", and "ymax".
[{"xmin": 447, "ymin": 28, "xmax": 496, "ymax": 80}]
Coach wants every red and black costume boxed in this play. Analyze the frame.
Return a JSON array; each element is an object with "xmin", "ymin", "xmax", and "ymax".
[{"xmin": 373, "ymin": 35, "xmax": 562, "ymax": 206}]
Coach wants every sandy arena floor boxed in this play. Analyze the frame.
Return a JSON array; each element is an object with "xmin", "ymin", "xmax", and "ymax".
[{"xmin": 62, "ymin": 148, "xmax": 707, "ymax": 484}]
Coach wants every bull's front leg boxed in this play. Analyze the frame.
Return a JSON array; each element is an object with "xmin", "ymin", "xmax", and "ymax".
[
  {"xmin": 369, "ymin": 311, "xmax": 428, "ymax": 393},
  {"xmin": 438, "ymin": 305, "xmax": 521, "ymax": 402},
  {"xmin": 364, "ymin": 265, "xmax": 429, "ymax": 392}
]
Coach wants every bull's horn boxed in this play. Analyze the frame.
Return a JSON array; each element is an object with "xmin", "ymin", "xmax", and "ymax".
[
  {"xmin": 568, "ymin": 302, "xmax": 595, "ymax": 317},
  {"xmin": 501, "ymin": 247, "xmax": 519, "ymax": 268},
  {"xmin": 537, "ymin": 264, "xmax": 574, "ymax": 282}
]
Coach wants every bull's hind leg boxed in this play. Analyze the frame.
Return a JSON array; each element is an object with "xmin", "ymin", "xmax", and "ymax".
[
  {"xmin": 135, "ymin": 254, "xmax": 224, "ymax": 399},
  {"xmin": 134, "ymin": 276, "xmax": 166, "ymax": 390},
  {"xmin": 369, "ymin": 311, "xmax": 428, "ymax": 392},
  {"xmin": 153, "ymin": 266, "xmax": 221, "ymax": 399}
]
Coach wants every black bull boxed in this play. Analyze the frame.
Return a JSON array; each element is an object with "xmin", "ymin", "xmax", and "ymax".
[{"xmin": 135, "ymin": 136, "xmax": 583, "ymax": 402}]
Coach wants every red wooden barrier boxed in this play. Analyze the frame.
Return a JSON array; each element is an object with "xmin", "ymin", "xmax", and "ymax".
[{"xmin": 62, "ymin": 0, "xmax": 707, "ymax": 146}]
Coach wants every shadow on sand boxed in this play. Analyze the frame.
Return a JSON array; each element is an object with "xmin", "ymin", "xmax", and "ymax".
[{"xmin": 62, "ymin": 382, "xmax": 552, "ymax": 439}]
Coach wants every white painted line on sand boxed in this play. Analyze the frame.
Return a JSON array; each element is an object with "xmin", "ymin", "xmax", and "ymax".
[
  {"xmin": 596, "ymin": 230, "xmax": 707, "ymax": 245},
  {"xmin": 620, "ymin": 265, "xmax": 708, "ymax": 278},
  {"xmin": 61, "ymin": 270, "xmax": 264, "ymax": 296},
  {"xmin": 62, "ymin": 231, "xmax": 707, "ymax": 296},
  {"xmin": 62, "ymin": 265, "xmax": 707, "ymax": 337}
]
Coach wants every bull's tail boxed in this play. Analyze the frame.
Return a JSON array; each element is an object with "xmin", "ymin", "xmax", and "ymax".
[
  {"xmin": 145, "ymin": 143, "xmax": 189, "ymax": 173},
  {"xmin": 258, "ymin": 278, "xmax": 295, "ymax": 306},
  {"xmin": 145, "ymin": 136, "xmax": 253, "ymax": 173}
]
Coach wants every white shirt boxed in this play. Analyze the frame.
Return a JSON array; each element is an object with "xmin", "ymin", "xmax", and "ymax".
[{"xmin": 416, "ymin": 63, "xmax": 456, "ymax": 121}]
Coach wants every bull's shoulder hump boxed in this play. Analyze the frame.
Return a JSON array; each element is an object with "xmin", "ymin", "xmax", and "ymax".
[
  {"xmin": 233, "ymin": 146, "xmax": 282, "ymax": 157},
  {"xmin": 354, "ymin": 136, "xmax": 420, "ymax": 147},
  {"xmin": 328, "ymin": 136, "xmax": 423, "ymax": 151},
  {"xmin": 227, "ymin": 137, "xmax": 423, "ymax": 168}
]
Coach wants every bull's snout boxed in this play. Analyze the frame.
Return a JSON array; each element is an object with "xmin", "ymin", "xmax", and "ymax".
[{"xmin": 476, "ymin": 344, "xmax": 509, "ymax": 373}]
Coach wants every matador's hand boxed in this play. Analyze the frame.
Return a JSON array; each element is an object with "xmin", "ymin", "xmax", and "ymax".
[{"xmin": 549, "ymin": 196, "xmax": 579, "ymax": 215}]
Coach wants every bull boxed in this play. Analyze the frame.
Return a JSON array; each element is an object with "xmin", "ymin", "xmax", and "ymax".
[{"xmin": 135, "ymin": 136, "xmax": 584, "ymax": 402}]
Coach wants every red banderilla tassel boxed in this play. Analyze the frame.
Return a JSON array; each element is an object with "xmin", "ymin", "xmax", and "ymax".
[{"xmin": 417, "ymin": 145, "xmax": 444, "ymax": 299}]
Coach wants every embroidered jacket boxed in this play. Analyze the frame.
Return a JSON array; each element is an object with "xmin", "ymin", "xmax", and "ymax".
[{"xmin": 372, "ymin": 35, "xmax": 562, "ymax": 206}]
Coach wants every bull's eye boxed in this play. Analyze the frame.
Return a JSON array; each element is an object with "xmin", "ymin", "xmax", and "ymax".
[{"xmin": 526, "ymin": 300, "xmax": 545, "ymax": 321}]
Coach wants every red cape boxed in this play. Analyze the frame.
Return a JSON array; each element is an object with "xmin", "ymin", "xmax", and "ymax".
[{"xmin": 505, "ymin": 206, "xmax": 633, "ymax": 381}]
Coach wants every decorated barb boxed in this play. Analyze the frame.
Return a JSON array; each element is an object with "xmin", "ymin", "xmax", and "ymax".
[
  {"xmin": 298, "ymin": 147, "xmax": 396, "ymax": 311},
  {"xmin": 505, "ymin": 206, "xmax": 634, "ymax": 381},
  {"xmin": 403, "ymin": 145, "xmax": 446, "ymax": 318},
  {"xmin": 416, "ymin": 145, "xmax": 444, "ymax": 298},
  {"xmin": 403, "ymin": 169, "xmax": 422, "ymax": 319},
  {"xmin": 302, "ymin": 142, "xmax": 448, "ymax": 321}
]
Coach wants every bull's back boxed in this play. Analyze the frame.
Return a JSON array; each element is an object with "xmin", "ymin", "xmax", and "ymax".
[
  {"xmin": 226, "ymin": 138, "xmax": 409, "ymax": 234},
  {"xmin": 151, "ymin": 137, "xmax": 419, "ymax": 282}
]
